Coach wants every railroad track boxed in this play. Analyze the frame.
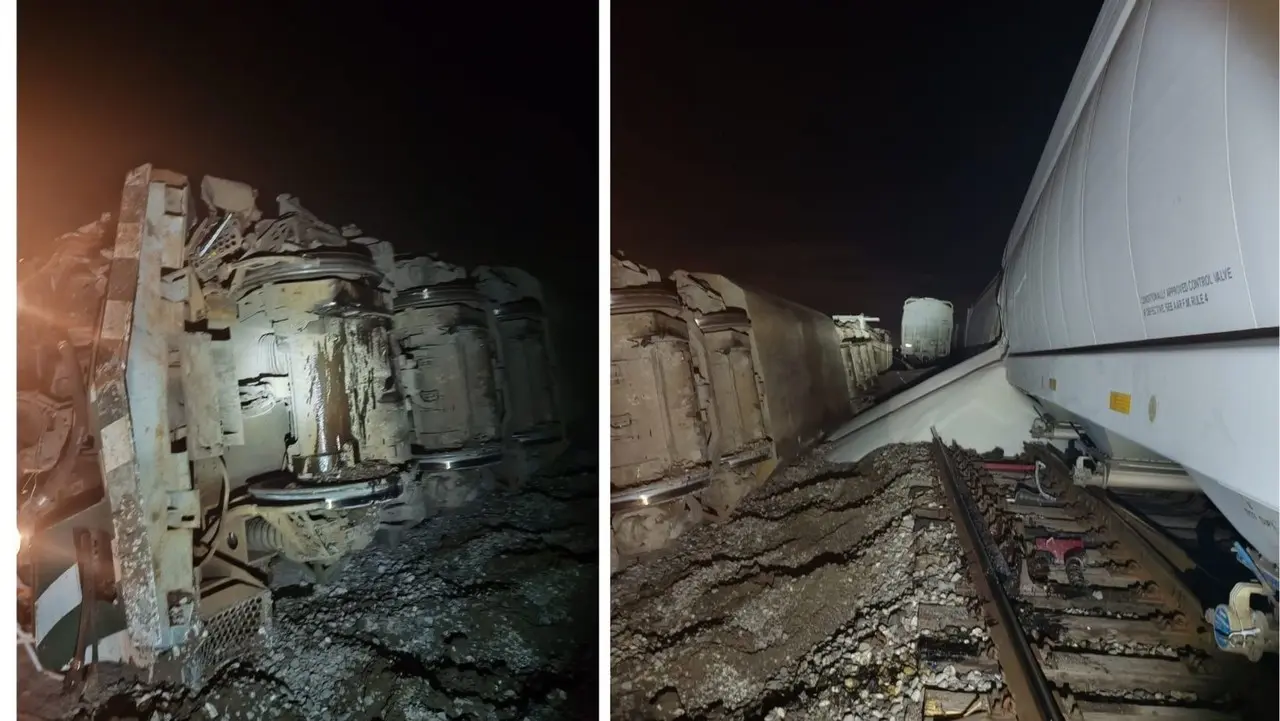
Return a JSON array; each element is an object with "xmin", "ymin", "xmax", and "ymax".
[{"xmin": 917, "ymin": 430, "xmax": 1275, "ymax": 721}]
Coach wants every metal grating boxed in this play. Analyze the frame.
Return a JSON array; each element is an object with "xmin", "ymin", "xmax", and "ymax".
[{"xmin": 183, "ymin": 589, "xmax": 272, "ymax": 687}]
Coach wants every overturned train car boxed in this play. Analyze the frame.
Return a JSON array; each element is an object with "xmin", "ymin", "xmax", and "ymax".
[
  {"xmin": 17, "ymin": 166, "xmax": 568, "ymax": 686},
  {"xmin": 609, "ymin": 254, "xmax": 850, "ymax": 566},
  {"xmin": 833, "ymin": 314, "xmax": 893, "ymax": 397},
  {"xmin": 825, "ymin": 0, "xmax": 1279, "ymax": 663}
]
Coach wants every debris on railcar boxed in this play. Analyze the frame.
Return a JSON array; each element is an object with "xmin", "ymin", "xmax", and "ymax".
[{"xmin": 18, "ymin": 166, "xmax": 594, "ymax": 720}]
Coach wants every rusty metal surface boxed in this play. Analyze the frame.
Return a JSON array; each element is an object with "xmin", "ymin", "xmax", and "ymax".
[{"xmin": 930, "ymin": 430, "xmax": 1064, "ymax": 721}]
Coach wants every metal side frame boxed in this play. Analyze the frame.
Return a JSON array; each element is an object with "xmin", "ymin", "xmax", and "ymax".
[{"xmin": 89, "ymin": 165, "xmax": 199, "ymax": 667}]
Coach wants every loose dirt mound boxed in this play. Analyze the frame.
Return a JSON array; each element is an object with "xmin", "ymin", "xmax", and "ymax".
[{"xmin": 611, "ymin": 443, "xmax": 935, "ymax": 720}]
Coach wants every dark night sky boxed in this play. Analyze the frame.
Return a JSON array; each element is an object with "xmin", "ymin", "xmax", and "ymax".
[
  {"xmin": 18, "ymin": 1, "xmax": 596, "ymax": 301},
  {"xmin": 614, "ymin": 2, "xmax": 1102, "ymax": 336}
]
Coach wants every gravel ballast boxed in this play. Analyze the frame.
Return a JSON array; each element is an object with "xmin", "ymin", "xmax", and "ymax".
[{"xmin": 21, "ymin": 455, "xmax": 599, "ymax": 721}]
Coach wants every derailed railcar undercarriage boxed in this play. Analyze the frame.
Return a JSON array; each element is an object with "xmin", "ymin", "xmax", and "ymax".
[
  {"xmin": 608, "ymin": 252, "xmax": 852, "ymax": 566},
  {"xmin": 17, "ymin": 165, "xmax": 569, "ymax": 689}
]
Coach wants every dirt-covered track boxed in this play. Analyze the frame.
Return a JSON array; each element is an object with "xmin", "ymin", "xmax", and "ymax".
[{"xmin": 611, "ymin": 438, "xmax": 1279, "ymax": 721}]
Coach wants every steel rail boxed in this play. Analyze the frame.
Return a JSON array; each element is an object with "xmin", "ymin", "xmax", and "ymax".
[{"xmin": 929, "ymin": 428, "xmax": 1064, "ymax": 721}]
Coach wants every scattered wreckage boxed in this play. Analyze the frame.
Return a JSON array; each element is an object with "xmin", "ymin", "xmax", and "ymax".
[{"xmin": 17, "ymin": 165, "xmax": 568, "ymax": 689}]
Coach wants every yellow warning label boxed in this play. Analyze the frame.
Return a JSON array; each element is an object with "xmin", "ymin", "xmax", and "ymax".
[
  {"xmin": 1109, "ymin": 391, "xmax": 1132, "ymax": 415},
  {"xmin": 1048, "ymin": 377, "xmax": 1057, "ymax": 391}
]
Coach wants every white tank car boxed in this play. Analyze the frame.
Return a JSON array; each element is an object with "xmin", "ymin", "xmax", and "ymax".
[
  {"xmin": 827, "ymin": 0, "xmax": 1278, "ymax": 660},
  {"xmin": 899, "ymin": 297, "xmax": 954, "ymax": 365}
]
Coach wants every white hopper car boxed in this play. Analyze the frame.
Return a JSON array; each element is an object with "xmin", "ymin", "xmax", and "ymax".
[
  {"xmin": 899, "ymin": 297, "xmax": 954, "ymax": 366},
  {"xmin": 827, "ymin": 0, "xmax": 1279, "ymax": 660}
]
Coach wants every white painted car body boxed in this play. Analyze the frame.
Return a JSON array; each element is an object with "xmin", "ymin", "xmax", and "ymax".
[
  {"xmin": 900, "ymin": 297, "xmax": 954, "ymax": 365},
  {"xmin": 831, "ymin": 0, "xmax": 1279, "ymax": 564}
]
